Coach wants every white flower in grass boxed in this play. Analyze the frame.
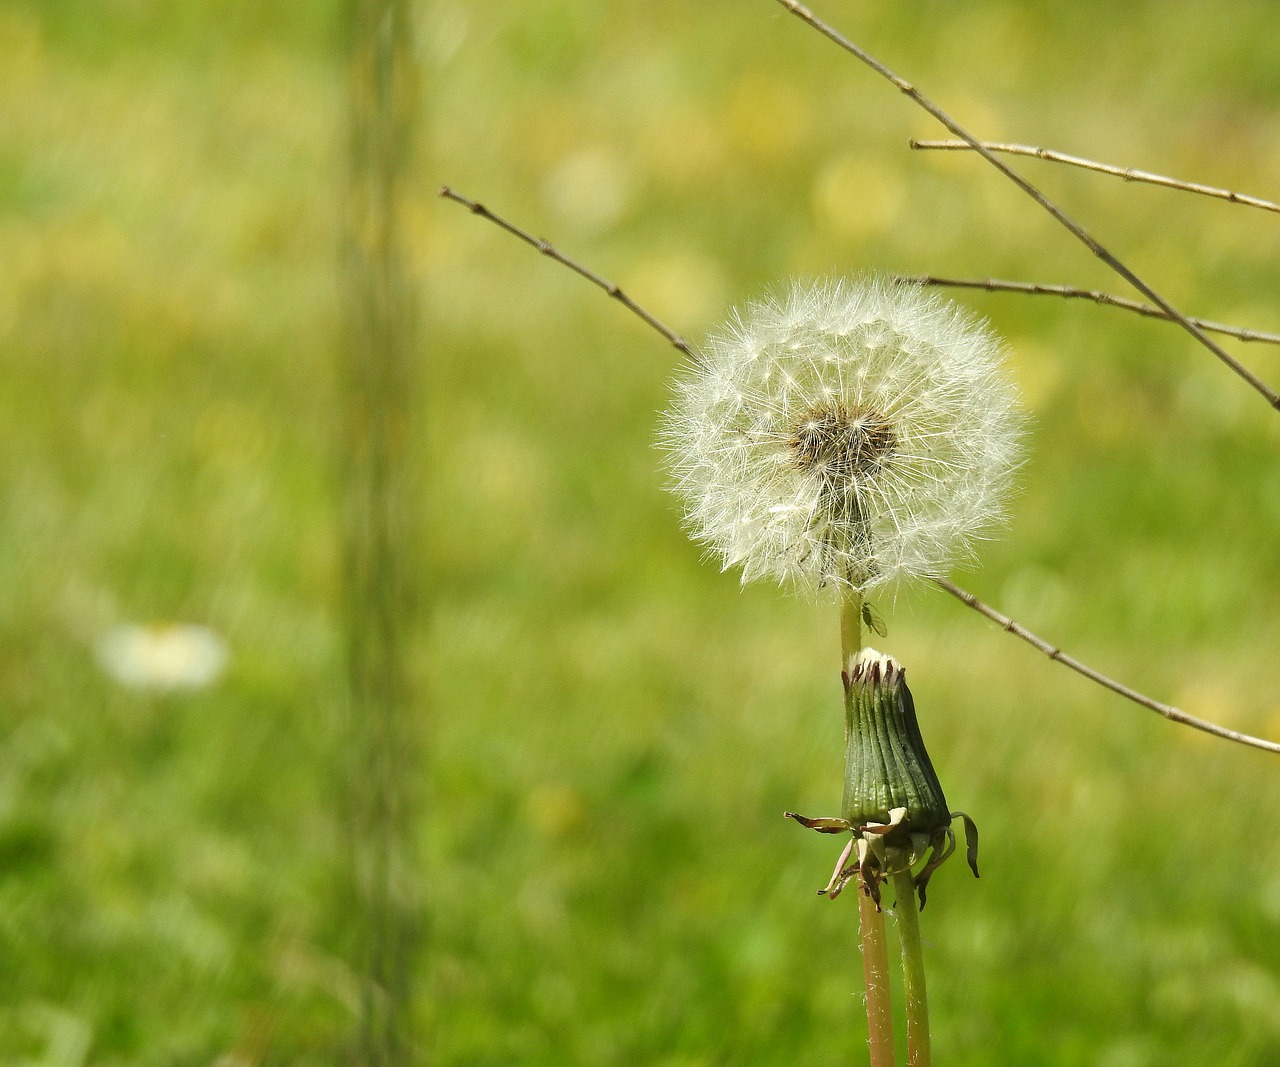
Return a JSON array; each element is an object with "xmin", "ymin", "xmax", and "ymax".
[
  {"xmin": 96, "ymin": 622, "xmax": 228, "ymax": 691},
  {"xmin": 662, "ymin": 276, "xmax": 1022, "ymax": 597}
]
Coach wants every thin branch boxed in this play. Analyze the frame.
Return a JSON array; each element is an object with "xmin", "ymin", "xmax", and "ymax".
[
  {"xmin": 898, "ymin": 275, "xmax": 1280, "ymax": 347},
  {"xmin": 911, "ymin": 139, "xmax": 1280, "ymax": 216},
  {"xmin": 771, "ymin": 0, "xmax": 1280, "ymax": 413},
  {"xmin": 438, "ymin": 186, "xmax": 695, "ymax": 363},
  {"xmin": 440, "ymin": 184, "xmax": 1280, "ymax": 756},
  {"xmin": 932, "ymin": 577, "xmax": 1280, "ymax": 756}
]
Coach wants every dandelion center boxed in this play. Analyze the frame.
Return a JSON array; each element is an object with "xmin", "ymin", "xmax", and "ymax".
[{"xmin": 789, "ymin": 403, "xmax": 896, "ymax": 486}]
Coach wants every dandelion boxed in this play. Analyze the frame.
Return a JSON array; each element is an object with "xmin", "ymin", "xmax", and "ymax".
[
  {"xmin": 96, "ymin": 622, "xmax": 228, "ymax": 692},
  {"xmin": 661, "ymin": 276, "xmax": 1022, "ymax": 597},
  {"xmin": 660, "ymin": 277, "xmax": 1022, "ymax": 1062}
]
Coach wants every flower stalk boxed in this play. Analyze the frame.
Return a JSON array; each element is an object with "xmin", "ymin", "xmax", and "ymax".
[
  {"xmin": 858, "ymin": 884, "xmax": 897, "ymax": 1067},
  {"xmin": 840, "ymin": 591, "xmax": 863, "ymax": 676},
  {"xmin": 788, "ymin": 649, "xmax": 979, "ymax": 1060},
  {"xmin": 892, "ymin": 862, "xmax": 932, "ymax": 1067},
  {"xmin": 842, "ymin": 592, "xmax": 897, "ymax": 1062}
]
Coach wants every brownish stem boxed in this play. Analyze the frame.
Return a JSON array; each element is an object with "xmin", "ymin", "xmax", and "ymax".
[
  {"xmin": 858, "ymin": 884, "xmax": 897, "ymax": 1067},
  {"xmin": 898, "ymin": 275, "xmax": 1280, "ymax": 347},
  {"xmin": 910, "ymin": 139, "xmax": 1280, "ymax": 215},
  {"xmin": 932, "ymin": 576, "xmax": 1280, "ymax": 755}
]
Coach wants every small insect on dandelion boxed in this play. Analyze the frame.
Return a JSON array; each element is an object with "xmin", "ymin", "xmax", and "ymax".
[{"xmin": 661, "ymin": 276, "xmax": 1022, "ymax": 597}]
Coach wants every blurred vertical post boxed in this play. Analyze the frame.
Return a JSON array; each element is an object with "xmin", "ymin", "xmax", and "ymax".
[{"xmin": 342, "ymin": 0, "xmax": 419, "ymax": 1063}]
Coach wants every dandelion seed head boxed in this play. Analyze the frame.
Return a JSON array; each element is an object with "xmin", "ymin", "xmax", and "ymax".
[{"xmin": 660, "ymin": 276, "xmax": 1023, "ymax": 598}]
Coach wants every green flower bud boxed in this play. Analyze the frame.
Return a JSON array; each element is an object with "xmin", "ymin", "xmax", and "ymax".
[
  {"xmin": 841, "ymin": 649, "xmax": 949, "ymax": 834},
  {"xmin": 787, "ymin": 648, "xmax": 978, "ymax": 907}
]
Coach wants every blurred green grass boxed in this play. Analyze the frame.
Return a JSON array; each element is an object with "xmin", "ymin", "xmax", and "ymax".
[{"xmin": 4, "ymin": 0, "xmax": 1280, "ymax": 1063}]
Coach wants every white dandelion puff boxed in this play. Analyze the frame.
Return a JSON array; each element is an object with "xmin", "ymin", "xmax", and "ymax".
[{"xmin": 660, "ymin": 276, "xmax": 1023, "ymax": 598}]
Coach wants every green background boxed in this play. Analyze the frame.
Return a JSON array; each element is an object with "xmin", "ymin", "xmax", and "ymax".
[{"xmin": 3, "ymin": 1, "xmax": 1280, "ymax": 1063}]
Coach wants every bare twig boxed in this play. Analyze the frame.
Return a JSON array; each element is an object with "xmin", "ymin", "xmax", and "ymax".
[
  {"xmin": 898, "ymin": 275, "xmax": 1280, "ymax": 347},
  {"xmin": 911, "ymin": 140, "xmax": 1280, "ymax": 216},
  {"xmin": 771, "ymin": 0, "xmax": 1280, "ymax": 413},
  {"xmin": 933, "ymin": 578, "xmax": 1280, "ymax": 756},
  {"xmin": 438, "ymin": 186, "xmax": 695, "ymax": 362},
  {"xmin": 440, "ymin": 185, "xmax": 1280, "ymax": 756}
]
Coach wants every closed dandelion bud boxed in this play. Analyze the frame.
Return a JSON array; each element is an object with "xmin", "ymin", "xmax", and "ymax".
[
  {"xmin": 786, "ymin": 645, "xmax": 976, "ymax": 907},
  {"xmin": 661, "ymin": 276, "xmax": 1022, "ymax": 597},
  {"xmin": 841, "ymin": 649, "xmax": 948, "ymax": 833}
]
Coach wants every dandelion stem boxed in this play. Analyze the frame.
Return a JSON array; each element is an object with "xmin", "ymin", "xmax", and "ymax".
[
  {"xmin": 892, "ymin": 862, "xmax": 932, "ymax": 1067},
  {"xmin": 897, "ymin": 275, "xmax": 1280, "ymax": 347},
  {"xmin": 841, "ymin": 591, "xmax": 864, "ymax": 675},
  {"xmin": 910, "ymin": 139, "xmax": 1280, "ymax": 216},
  {"xmin": 858, "ymin": 881, "xmax": 897, "ymax": 1067},
  {"xmin": 437, "ymin": 185, "xmax": 1280, "ymax": 756},
  {"xmin": 770, "ymin": 0, "xmax": 1280, "ymax": 413},
  {"xmin": 932, "ymin": 576, "xmax": 1280, "ymax": 756}
]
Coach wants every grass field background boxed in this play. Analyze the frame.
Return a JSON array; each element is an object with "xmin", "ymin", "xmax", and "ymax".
[{"xmin": 4, "ymin": 1, "xmax": 1280, "ymax": 1063}]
